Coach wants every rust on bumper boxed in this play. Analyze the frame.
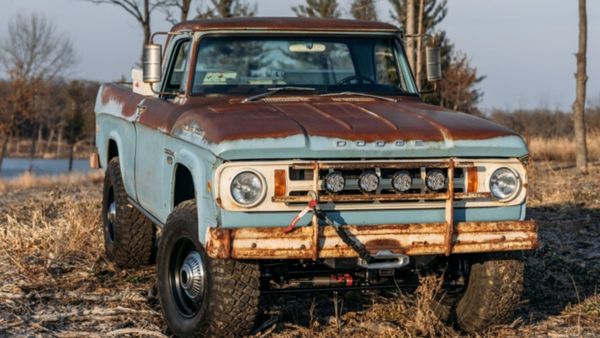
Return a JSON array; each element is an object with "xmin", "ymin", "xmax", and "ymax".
[{"xmin": 206, "ymin": 220, "xmax": 538, "ymax": 260}]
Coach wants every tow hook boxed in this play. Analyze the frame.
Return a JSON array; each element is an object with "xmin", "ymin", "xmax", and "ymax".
[
  {"xmin": 286, "ymin": 191, "xmax": 383, "ymax": 265},
  {"xmin": 357, "ymin": 250, "xmax": 410, "ymax": 270}
]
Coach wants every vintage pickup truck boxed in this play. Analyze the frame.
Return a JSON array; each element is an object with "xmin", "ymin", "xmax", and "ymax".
[{"xmin": 92, "ymin": 17, "xmax": 537, "ymax": 337}]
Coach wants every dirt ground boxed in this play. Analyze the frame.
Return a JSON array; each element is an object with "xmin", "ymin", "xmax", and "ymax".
[{"xmin": 0, "ymin": 161, "xmax": 599, "ymax": 337}]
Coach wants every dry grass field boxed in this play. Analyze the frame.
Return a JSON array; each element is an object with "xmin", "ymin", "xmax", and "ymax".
[
  {"xmin": 0, "ymin": 160, "xmax": 599, "ymax": 337},
  {"xmin": 528, "ymin": 131, "xmax": 600, "ymax": 162}
]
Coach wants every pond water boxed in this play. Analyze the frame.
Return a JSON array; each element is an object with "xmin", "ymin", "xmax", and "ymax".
[{"xmin": 0, "ymin": 158, "xmax": 93, "ymax": 179}]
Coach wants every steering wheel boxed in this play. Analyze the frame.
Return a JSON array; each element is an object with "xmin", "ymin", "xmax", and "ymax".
[{"xmin": 335, "ymin": 75, "xmax": 376, "ymax": 86}]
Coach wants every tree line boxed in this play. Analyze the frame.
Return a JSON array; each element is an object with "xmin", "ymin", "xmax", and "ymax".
[{"xmin": 490, "ymin": 105, "xmax": 600, "ymax": 140}]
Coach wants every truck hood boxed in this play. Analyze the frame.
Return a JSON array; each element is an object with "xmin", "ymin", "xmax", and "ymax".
[{"xmin": 171, "ymin": 97, "xmax": 528, "ymax": 160}]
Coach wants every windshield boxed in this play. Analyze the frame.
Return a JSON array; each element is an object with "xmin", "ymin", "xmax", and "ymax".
[{"xmin": 192, "ymin": 35, "xmax": 417, "ymax": 96}]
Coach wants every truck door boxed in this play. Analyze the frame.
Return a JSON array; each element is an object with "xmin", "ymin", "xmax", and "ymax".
[{"xmin": 133, "ymin": 36, "xmax": 192, "ymax": 222}]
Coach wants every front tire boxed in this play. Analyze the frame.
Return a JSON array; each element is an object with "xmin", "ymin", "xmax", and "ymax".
[
  {"xmin": 157, "ymin": 200, "xmax": 260, "ymax": 337},
  {"xmin": 102, "ymin": 157, "xmax": 155, "ymax": 268},
  {"xmin": 455, "ymin": 254, "xmax": 524, "ymax": 333}
]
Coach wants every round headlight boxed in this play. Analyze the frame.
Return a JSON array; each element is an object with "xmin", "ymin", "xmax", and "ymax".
[
  {"xmin": 230, "ymin": 171, "xmax": 265, "ymax": 206},
  {"xmin": 426, "ymin": 169, "xmax": 446, "ymax": 191},
  {"xmin": 358, "ymin": 171, "xmax": 379, "ymax": 193},
  {"xmin": 325, "ymin": 171, "xmax": 345, "ymax": 193},
  {"xmin": 489, "ymin": 168, "xmax": 519, "ymax": 200},
  {"xmin": 392, "ymin": 171, "xmax": 412, "ymax": 192}
]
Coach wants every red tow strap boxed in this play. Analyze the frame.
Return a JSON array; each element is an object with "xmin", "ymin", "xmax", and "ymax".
[
  {"xmin": 284, "ymin": 199, "xmax": 318, "ymax": 233},
  {"xmin": 283, "ymin": 192, "xmax": 375, "ymax": 263}
]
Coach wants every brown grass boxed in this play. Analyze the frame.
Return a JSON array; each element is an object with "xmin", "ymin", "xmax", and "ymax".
[
  {"xmin": 528, "ymin": 130, "xmax": 600, "ymax": 162},
  {"xmin": 363, "ymin": 275, "xmax": 458, "ymax": 337},
  {"xmin": 0, "ymin": 180, "xmax": 162, "ymax": 336},
  {"xmin": 1, "ymin": 190, "xmax": 101, "ymax": 268},
  {"xmin": 1, "ymin": 162, "xmax": 599, "ymax": 336}
]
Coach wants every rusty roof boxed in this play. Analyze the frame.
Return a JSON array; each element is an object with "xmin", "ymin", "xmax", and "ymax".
[{"xmin": 171, "ymin": 17, "xmax": 400, "ymax": 33}]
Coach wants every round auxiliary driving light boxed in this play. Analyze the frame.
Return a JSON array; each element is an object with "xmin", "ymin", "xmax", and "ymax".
[
  {"xmin": 358, "ymin": 171, "xmax": 379, "ymax": 193},
  {"xmin": 426, "ymin": 169, "xmax": 446, "ymax": 191},
  {"xmin": 489, "ymin": 167, "xmax": 520, "ymax": 200},
  {"xmin": 325, "ymin": 171, "xmax": 345, "ymax": 193},
  {"xmin": 392, "ymin": 171, "xmax": 412, "ymax": 192},
  {"xmin": 230, "ymin": 171, "xmax": 265, "ymax": 207}
]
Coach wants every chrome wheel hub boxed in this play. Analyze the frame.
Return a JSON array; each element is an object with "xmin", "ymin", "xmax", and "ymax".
[
  {"xmin": 107, "ymin": 201, "xmax": 116, "ymax": 225},
  {"xmin": 179, "ymin": 251, "xmax": 205, "ymax": 301},
  {"xmin": 106, "ymin": 201, "xmax": 117, "ymax": 242}
]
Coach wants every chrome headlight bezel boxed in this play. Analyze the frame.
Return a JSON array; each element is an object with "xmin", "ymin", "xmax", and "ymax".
[
  {"xmin": 488, "ymin": 167, "xmax": 521, "ymax": 201},
  {"xmin": 229, "ymin": 169, "xmax": 267, "ymax": 207}
]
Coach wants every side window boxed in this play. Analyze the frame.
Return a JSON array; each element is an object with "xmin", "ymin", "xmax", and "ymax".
[
  {"xmin": 165, "ymin": 39, "xmax": 191, "ymax": 93},
  {"xmin": 374, "ymin": 43, "xmax": 401, "ymax": 86}
]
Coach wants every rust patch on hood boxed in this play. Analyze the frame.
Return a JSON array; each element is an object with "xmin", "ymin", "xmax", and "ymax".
[
  {"xmin": 171, "ymin": 96, "xmax": 518, "ymax": 144},
  {"xmin": 408, "ymin": 101, "xmax": 518, "ymax": 141}
]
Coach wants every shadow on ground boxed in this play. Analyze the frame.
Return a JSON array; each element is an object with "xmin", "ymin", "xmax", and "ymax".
[{"xmin": 522, "ymin": 205, "xmax": 599, "ymax": 321}]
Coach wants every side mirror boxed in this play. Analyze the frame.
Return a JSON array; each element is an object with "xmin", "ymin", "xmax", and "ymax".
[
  {"xmin": 426, "ymin": 46, "xmax": 442, "ymax": 82},
  {"xmin": 143, "ymin": 44, "xmax": 162, "ymax": 83}
]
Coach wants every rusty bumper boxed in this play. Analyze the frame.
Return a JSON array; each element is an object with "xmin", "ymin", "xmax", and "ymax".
[{"xmin": 206, "ymin": 220, "xmax": 538, "ymax": 260}]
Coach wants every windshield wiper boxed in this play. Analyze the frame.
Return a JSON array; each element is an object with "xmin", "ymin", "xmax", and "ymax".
[
  {"xmin": 242, "ymin": 86, "xmax": 317, "ymax": 103},
  {"xmin": 320, "ymin": 91, "xmax": 397, "ymax": 102}
]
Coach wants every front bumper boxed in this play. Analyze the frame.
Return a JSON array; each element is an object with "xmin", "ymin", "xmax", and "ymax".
[{"xmin": 206, "ymin": 220, "xmax": 538, "ymax": 260}]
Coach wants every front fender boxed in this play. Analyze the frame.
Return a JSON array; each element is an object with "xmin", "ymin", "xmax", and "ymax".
[{"xmin": 170, "ymin": 144, "xmax": 220, "ymax": 244}]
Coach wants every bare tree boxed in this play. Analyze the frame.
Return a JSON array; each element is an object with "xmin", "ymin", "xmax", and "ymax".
[
  {"xmin": 404, "ymin": 0, "xmax": 416, "ymax": 74},
  {"xmin": 0, "ymin": 78, "xmax": 37, "ymax": 169},
  {"xmin": 415, "ymin": 0, "xmax": 425, "ymax": 89},
  {"xmin": 163, "ymin": 0, "xmax": 192, "ymax": 24},
  {"xmin": 37, "ymin": 80, "xmax": 68, "ymax": 157},
  {"xmin": 573, "ymin": 0, "xmax": 588, "ymax": 172},
  {"xmin": 195, "ymin": 0, "xmax": 256, "ymax": 18},
  {"xmin": 0, "ymin": 13, "xmax": 76, "ymax": 81},
  {"xmin": 350, "ymin": 0, "xmax": 378, "ymax": 21},
  {"xmin": 0, "ymin": 13, "xmax": 76, "ymax": 173},
  {"xmin": 64, "ymin": 81, "xmax": 86, "ymax": 171},
  {"xmin": 84, "ymin": 0, "xmax": 164, "ymax": 61},
  {"xmin": 292, "ymin": 0, "xmax": 340, "ymax": 18},
  {"xmin": 0, "ymin": 81, "xmax": 14, "ymax": 173}
]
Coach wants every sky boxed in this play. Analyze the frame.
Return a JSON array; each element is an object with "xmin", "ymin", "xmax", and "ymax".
[{"xmin": 0, "ymin": 0, "xmax": 598, "ymax": 111}]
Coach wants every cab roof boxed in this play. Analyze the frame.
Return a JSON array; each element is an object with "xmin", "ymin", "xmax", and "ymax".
[{"xmin": 171, "ymin": 17, "xmax": 400, "ymax": 33}]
